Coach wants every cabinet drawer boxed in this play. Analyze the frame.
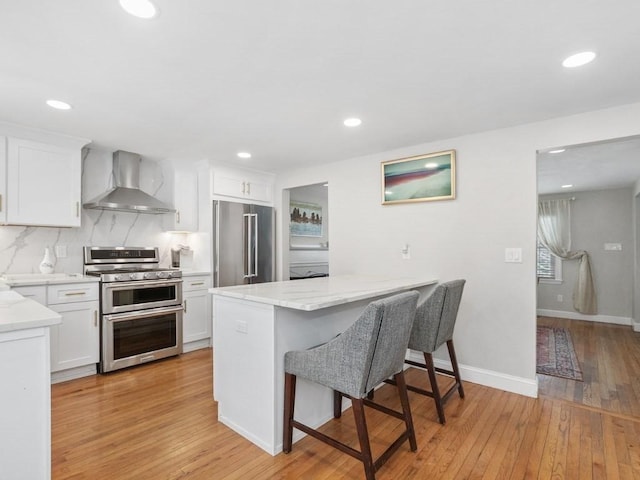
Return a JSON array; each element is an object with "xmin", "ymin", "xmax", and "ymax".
[
  {"xmin": 11, "ymin": 285, "xmax": 47, "ymax": 305},
  {"xmin": 47, "ymin": 283, "xmax": 99, "ymax": 304},
  {"xmin": 182, "ymin": 276, "xmax": 211, "ymax": 292}
]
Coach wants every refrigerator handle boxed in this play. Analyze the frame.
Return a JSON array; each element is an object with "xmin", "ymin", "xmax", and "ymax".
[
  {"xmin": 252, "ymin": 213, "xmax": 259, "ymax": 278},
  {"xmin": 243, "ymin": 213, "xmax": 252, "ymax": 278}
]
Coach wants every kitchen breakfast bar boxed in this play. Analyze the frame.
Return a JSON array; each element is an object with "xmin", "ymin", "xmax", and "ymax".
[{"xmin": 210, "ymin": 275, "xmax": 437, "ymax": 455}]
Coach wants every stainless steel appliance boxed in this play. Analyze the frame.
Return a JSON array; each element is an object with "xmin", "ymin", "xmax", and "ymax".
[
  {"xmin": 83, "ymin": 246, "xmax": 183, "ymax": 373},
  {"xmin": 213, "ymin": 200, "xmax": 274, "ymax": 287}
]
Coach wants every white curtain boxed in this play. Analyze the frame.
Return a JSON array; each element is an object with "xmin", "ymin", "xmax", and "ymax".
[{"xmin": 537, "ymin": 199, "xmax": 597, "ymax": 314}]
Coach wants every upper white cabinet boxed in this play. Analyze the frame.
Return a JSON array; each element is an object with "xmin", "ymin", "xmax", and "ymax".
[
  {"xmin": 212, "ymin": 166, "xmax": 274, "ymax": 204},
  {"xmin": 0, "ymin": 134, "xmax": 87, "ymax": 227},
  {"xmin": 167, "ymin": 169, "xmax": 199, "ymax": 232}
]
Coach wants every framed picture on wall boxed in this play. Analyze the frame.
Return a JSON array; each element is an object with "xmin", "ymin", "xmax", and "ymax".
[
  {"xmin": 290, "ymin": 201, "xmax": 323, "ymax": 237},
  {"xmin": 381, "ymin": 150, "xmax": 456, "ymax": 204}
]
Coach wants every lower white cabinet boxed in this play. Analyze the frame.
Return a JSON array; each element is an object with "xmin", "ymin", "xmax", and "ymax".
[
  {"xmin": 11, "ymin": 282, "xmax": 100, "ymax": 380},
  {"xmin": 47, "ymin": 283, "xmax": 99, "ymax": 376},
  {"xmin": 48, "ymin": 301, "xmax": 99, "ymax": 372},
  {"xmin": 182, "ymin": 274, "xmax": 212, "ymax": 351}
]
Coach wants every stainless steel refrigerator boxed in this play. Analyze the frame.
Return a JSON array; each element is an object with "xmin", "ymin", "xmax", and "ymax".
[{"xmin": 213, "ymin": 200, "xmax": 275, "ymax": 287}]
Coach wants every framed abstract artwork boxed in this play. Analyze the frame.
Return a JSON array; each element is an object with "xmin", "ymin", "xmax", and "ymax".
[{"xmin": 381, "ymin": 150, "xmax": 456, "ymax": 204}]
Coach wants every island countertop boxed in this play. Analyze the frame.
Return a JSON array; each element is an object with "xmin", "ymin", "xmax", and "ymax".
[{"xmin": 209, "ymin": 274, "xmax": 437, "ymax": 311}]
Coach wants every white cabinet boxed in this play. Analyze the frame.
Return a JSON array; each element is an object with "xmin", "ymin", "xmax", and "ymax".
[
  {"xmin": 212, "ymin": 167, "xmax": 274, "ymax": 204},
  {"xmin": 1, "ymin": 137, "xmax": 83, "ymax": 227},
  {"xmin": 11, "ymin": 282, "xmax": 100, "ymax": 380},
  {"xmin": 0, "ymin": 327, "xmax": 53, "ymax": 480},
  {"xmin": 47, "ymin": 283, "xmax": 99, "ymax": 373},
  {"xmin": 182, "ymin": 274, "xmax": 211, "ymax": 352},
  {"xmin": 167, "ymin": 169, "xmax": 199, "ymax": 232}
]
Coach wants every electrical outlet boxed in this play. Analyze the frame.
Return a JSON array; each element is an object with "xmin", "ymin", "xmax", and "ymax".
[
  {"xmin": 55, "ymin": 245, "xmax": 67, "ymax": 258},
  {"xmin": 401, "ymin": 244, "xmax": 410, "ymax": 260},
  {"xmin": 236, "ymin": 320, "xmax": 248, "ymax": 333},
  {"xmin": 557, "ymin": 294, "xmax": 563, "ymax": 302}
]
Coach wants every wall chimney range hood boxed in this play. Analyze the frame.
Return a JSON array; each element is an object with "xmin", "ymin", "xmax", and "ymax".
[{"xmin": 83, "ymin": 150, "xmax": 175, "ymax": 214}]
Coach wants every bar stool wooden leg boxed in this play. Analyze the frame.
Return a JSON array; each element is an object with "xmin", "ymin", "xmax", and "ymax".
[
  {"xmin": 447, "ymin": 340, "xmax": 465, "ymax": 398},
  {"xmin": 283, "ymin": 373, "xmax": 296, "ymax": 453},
  {"xmin": 352, "ymin": 399, "xmax": 375, "ymax": 480},
  {"xmin": 333, "ymin": 390, "xmax": 342, "ymax": 418},
  {"xmin": 424, "ymin": 352, "xmax": 446, "ymax": 424},
  {"xmin": 394, "ymin": 372, "xmax": 417, "ymax": 451}
]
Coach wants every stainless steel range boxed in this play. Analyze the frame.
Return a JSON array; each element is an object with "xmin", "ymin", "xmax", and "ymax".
[{"xmin": 84, "ymin": 246, "xmax": 183, "ymax": 373}]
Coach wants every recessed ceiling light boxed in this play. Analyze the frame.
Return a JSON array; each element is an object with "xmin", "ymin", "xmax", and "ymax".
[
  {"xmin": 343, "ymin": 118, "xmax": 362, "ymax": 127},
  {"xmin": 549, "ymin": 149, "xmax": 566, "ymax": 154},
  {"xmin": 46, "ymin": 99, "xmax": 72, "ymax": 110},
  {"xmin": 561, "ymin": 184, "xmax": 573, "ymax": 189},
  {"xmin": 237, "ymin": 152, "xmax": 252, "ymax": 159},
  {"xmin": 119, "ymin": 0, "xmax": 158, "ymax": 19},
  {"xmin": 562, "ymin": 51, "xmax": 596, "ymax": 68}
]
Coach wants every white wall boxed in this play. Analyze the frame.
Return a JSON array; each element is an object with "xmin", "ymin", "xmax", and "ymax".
[
  {"xmin": 274, "ymin": 101, "xmax": 640, "ymax": 397},
  {"xmin": 537, "ymin": 188, "xmax": 634, "ymax": 323}
]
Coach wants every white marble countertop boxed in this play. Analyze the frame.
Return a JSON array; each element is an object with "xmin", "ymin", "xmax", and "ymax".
[
  {"xmin": 209, "ymin": 275, "xmax": 437, "ymax": 311},
  {"xmin": 0, "ymin": 273, "xmax": 99, "ymax": 287},
  {"xmin": 0, "ymin": 290, "xmax": 61, "ymax": 333}
]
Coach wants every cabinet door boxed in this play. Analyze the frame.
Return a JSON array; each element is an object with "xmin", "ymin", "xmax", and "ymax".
[
  {"xmin": 171, "ymin": 170, "xmax": 199, "ymax": 232},
  {"xmin": 49, "ymin": 301, "xmax": 99, "ymax": 372},
  {"xmin": 212, "ymin": 173, "xmax": 247, "ymax": 200},
  {"xmin": 183, "ymin": 288, "xmax": 211, "ymax": 344},
  {"xmin": 244, "ymin": 178, "xmax": 271, "ymax": 203},
  {"xmin": 6, "ymin": 138, "xmax": 81, "ymax": 227},
  {"xmin": 212, "ymin": 172, "xmax": 273, "ymax": 203}
]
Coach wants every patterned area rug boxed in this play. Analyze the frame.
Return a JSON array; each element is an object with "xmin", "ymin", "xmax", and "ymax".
[{"xmin": 536, "ymin": 326, "xmax": 583, "ymax": 381}]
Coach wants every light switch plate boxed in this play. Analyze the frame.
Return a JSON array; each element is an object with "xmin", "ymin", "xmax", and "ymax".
[
  {"xmin": 505, "ymin": 247, "xmax": 523, "ymax": 263},
  {"xmin": 54, "ymin": 245, "xmax": 67, "ymax": 258}
]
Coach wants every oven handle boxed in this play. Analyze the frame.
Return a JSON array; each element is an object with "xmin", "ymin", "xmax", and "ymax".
[
  {"xmin": 104, "ymin": 305, "xmax": 184, "ymax": 323},
  {"xmin": 103, "ymin": 279, "xmax": 183, "ymax": 291}
]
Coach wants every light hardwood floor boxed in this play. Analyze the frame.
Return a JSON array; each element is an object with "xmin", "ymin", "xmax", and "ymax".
[{"xmin": 52, "ymin": 327, "xmax": 640, "ymax": 479}]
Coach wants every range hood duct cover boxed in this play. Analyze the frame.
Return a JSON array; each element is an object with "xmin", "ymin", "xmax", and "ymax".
[{"xmin": 83, "ymin": 150, "xmax": 175, "ymax": 214}]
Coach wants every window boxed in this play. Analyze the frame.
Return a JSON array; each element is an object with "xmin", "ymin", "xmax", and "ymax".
[{"xmin": 537, "ymin": 242, "xmax": 562, "ymax": 282}]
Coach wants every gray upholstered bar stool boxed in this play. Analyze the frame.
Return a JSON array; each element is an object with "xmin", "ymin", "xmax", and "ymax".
[
  {"xmin": 283, "ymin": 291, "xmax": 420, "ymax": 480},
  {"xmin": 403, "ymin": 279, "xmax": 466, "ymax": 424}
]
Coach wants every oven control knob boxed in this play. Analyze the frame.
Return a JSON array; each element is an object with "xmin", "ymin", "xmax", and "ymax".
[
  {"xmin": 166, "ymin": 272, "xmax": 173, "ymax": 279},
  {"xmin": 144, "ymin": 272, "xmax": 154, "ymax": 279},
  {"xmin": 157, "ymin": 271, "xmax": 168, "ymax": 279}
]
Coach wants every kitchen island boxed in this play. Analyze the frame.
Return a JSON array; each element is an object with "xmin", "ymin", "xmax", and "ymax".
[
  {"xmin": 210, "ymin": 275, "xmax": 437, "ymax": 455},
  {"xmin": 0, "ymin": 289, "xmax": 61, "ymax": 480}
]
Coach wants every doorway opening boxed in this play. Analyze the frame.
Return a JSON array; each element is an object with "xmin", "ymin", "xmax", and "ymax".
[{"xmin": 285, "ymin": 182, "xmax": 329, "ymax": 280}]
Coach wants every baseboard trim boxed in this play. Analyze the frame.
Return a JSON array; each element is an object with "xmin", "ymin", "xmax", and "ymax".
[
  {"xmin": 183, "ymin": 338, "xmax": 211, "ymax": 353},
  {"xmin": 406, "ymin": 351, "xmax": 538, "ymax": 399},
  {"xmin": 633, "ymin": 321, "xmax": 640, "ymax": 332},
  {"xmin": 537, "ymin": 308, "xmax": 632, "ymax": 326},
  {"xmin": 51, "ymin": 364, "xmax": 97, "ymax": 384}
]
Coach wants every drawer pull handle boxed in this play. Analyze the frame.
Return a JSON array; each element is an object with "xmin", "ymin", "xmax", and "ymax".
[
  {"xmin": 190, "ymin": 282, "xmax": 205, "ymax": 286},
  {"xmin": 94, "ymin": 310, "xmax": 98, "ymax": 327},
  {"xmin": 64, "ymin": 292, "xmax": 86, "ymax": 296},
  {"xmin": 183, "ymin": 300, "xmax": 188, "ymax": 314}
]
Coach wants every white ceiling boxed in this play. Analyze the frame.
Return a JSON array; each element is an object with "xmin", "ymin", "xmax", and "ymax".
[
  {"xmin": 1, "ymin": 1, "xmax": 640, "ymax": 173},
  {"xmin": 537, "ymin": 136, "xmax": 640, "ymax": 195}
]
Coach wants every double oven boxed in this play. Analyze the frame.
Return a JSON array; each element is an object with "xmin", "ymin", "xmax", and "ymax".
[{"xmin": 84, "ymin": 246, "xmax": 183, "ymax": 373}]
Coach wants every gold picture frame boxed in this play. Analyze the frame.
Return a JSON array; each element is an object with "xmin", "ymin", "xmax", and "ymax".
[{"xmin": 381, "ymin": 150, "xmax": 456, "ymax": 204}]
